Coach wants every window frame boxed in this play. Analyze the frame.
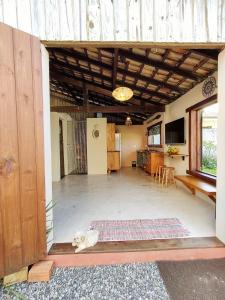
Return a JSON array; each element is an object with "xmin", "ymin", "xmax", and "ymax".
[
  {"xmin": 147, "ymin": 121, "xmax": 162, "ymax": 148},
  {"xmin": 186, "ymin": 94, "xmax": 217, "ymax": 185}
]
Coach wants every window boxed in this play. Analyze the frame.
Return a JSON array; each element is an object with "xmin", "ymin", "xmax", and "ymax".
[
  {"xmin": 199, "ymin": 103, "xmax": 218, "ymax": 176},
  {"xmin": 186, "ymin": 94, "xmax": 217, "ymax": 184},
  {"xmin": 147, "ymin": 122, "xmax": 162, "ymax": 147}
]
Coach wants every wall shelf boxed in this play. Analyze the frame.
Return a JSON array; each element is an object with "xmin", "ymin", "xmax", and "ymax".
[{"xmin": 166, "ymin": 154, "xmax": 189, "ymax": 161}]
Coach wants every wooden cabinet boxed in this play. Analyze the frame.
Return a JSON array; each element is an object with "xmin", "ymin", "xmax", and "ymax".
[
  {"xmin": 107, "ymin": 151, "xmax": 120, "ymax": 171},
  {"xmin": 146, "ymin": 152, "xmax": 164, "ymax": 174},
  {"xmin": 107, "ymin": 123, "xmax": 116, "ymax": 151},
  {"xmin": 107, "ymin": 123, "xmax": 120, "ymax": 171}
]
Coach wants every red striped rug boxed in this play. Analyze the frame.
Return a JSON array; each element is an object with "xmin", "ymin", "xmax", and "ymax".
[{"xmin": 90, "ymin": 218, "xmax": 190, "ymax": 242}]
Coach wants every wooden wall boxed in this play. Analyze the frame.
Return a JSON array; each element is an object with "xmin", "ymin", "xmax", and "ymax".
[
  {"xmin": 0, "ymin": 22, "xmax": 46, "ymax": 276},
  {"xmin": 0, "ymin": 0, "xmax": 224, "ymax": 43}
]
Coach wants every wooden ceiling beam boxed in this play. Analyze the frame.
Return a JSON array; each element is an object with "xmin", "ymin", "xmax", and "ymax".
[
  {"xmin": 51, "ymin": 81, "xmax": 81, "ymax": 105},
  {"xmin": 69, "ymin": 88, "xmax": 151, "ymax": 118},
  {"xmin": 50, "ymin": 59, "xmax": 112, "ymax": 84},
  {"xmin": 116, "ymin": 80, "xmax": 172, "ymax": 101},
  {"xmin": 51, "ymin": 105, "xmax": 158, "ymax": 113},
  {"xmin": 50, "ymin": 48, "xmax": 186, "ymax": 94},
  {"xmin": 190, "ymin": 49, "xmax": 218, "ymax": 61},
  {"xmin": 51, "ymin": 71, "xmax": 112, "ymax": 96},
  {"xmin": 50, "ymin": 82, "xmax": 152, "ymax": 120},
  {"xmin": 51, "ymin": 59, "xmax": 172, "ymax": 101},
  {"xmin": 97, "ymin": 49, "xmax": 104, "ymax": 86},
  {"xmin": 118, "ymin": 49, "xmax": 203, "ymax": 81},
  {"xmin": 50, "ymin": 71, "xmax": 165, "ymax": 110},
  {"xmin": 51, "ymin": 78, "xmax": 84, "ymax": 104},
  {"xmin": 112, "ymin": 49, "xmax": 119, "ymax": 90},
  {"xmin": 117, "ymin": 65, "xmax": 185, "ymax": 94}
]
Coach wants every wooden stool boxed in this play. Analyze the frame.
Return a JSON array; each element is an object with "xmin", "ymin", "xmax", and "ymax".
[
  {"xmin": 162, "ymin": 167, "xmax": 176, "ymax": 187},
  {"xmin": 154, "ymin": 165, "xmax": 160, "ymax": 181},
  {"xmin": 157, "ymin": 165, "xmax": 167, "ymax": 183}
]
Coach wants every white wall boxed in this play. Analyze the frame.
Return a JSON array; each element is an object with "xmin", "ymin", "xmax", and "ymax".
[
  {"xmin": 164, "ymin": 72, "xmax": 217, "ymax": 174},
  {"xmin": 116, "ymin": 125, "xmax": 145, "ymax": 167},
  {"xmin": 41, "ymin": 45, "xmax": 53, "ymax": 251},
  {"xmin": 50, "ymin": 112, "xmax": 73, "ymax": 182},
  {"xmin": 143, "ymin": 73, "xmax": 218, "ymax": 204},
  {"xmin": 87, "ymin": 118, "xmax": 107, "ymax": 175},
  {"xmin": 144, "ymin": 72, "xmax": 218, "ymax": 175},
  {"xmin": 216, "ymin": 50, "xmax": 225, "ymax": 242},
  {"xmin": 51, "ymin": 112, "xmax": 60, "ymax": 182}
]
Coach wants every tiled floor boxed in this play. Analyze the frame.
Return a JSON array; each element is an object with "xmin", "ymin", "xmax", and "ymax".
[{"xmin": 53, "ymin": 167, "xmax": 215, "ymax": 243}]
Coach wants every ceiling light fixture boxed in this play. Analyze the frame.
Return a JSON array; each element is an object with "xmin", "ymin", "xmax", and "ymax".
[
  {"xmin": 112, "ymin": 87, "xmax": 133, "ymax": 102},
  {"xmin": 125, "ymin": 116, "xmax": 132, "ymax": 126}
]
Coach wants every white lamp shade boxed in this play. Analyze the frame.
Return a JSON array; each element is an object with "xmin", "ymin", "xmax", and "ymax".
[{"xmin": 112, "ymin": 87, "xmax": 133, "ymax": 101}]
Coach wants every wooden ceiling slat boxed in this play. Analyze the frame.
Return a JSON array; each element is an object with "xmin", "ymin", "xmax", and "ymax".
[
  {"xmin": 50, "ymin": 57, "xmax": 174, "ymax": 102},
  {"xmin": 116, "ymin": 80, "xmax": 172, "ymax": 102},
  {"xmin": 118, "ymin": 49, "xmax": 203, "ymax": 81},
  {"xmin": 50, "ymin": 48, "xmax": 186, "ymax": 94},
  {"xmin": 50, "ymin": 59, "xmax": 112, "ymax": 84},
  {"xmin": 51, "ymin": 70, "xmax": 165, "ymax": 111},
  {"xmin": 190, "ymin": 49, "xmax": 218, "ymax": 61},
  {"xmin": 49, "ymin": 47, "xmax": 218, "ymax": 124},
  {"xmin": 112, "ymin": 49, "xmax": 119, "ymax": 90},
  {"xmin": 97, "ymin": 49, "xmax": 104, "ymax": 86}
]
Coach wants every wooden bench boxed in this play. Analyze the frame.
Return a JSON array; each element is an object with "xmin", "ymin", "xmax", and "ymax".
[{"xmin": 175, "ymin": 175, "xmax": 216, "ymax": 202}]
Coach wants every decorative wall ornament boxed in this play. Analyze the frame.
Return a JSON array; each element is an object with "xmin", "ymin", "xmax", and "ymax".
[
  {"xmin": 92, "ymin": 124, "xmax": 100, "ymax": 138},
  {"xmin": 202, "ymin": 76, "xmax": 216, "ymax": 98}
]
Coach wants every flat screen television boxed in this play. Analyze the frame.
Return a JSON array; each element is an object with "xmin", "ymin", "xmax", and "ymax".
[{"xmin": 165, "ymin": 117, "xmax": 185, "ymax": 144}]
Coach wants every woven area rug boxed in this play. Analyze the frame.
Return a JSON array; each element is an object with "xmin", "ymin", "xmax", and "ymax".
[{"xmin": 90, "ymin": 218, "xmax": 190, "ymax": 242}]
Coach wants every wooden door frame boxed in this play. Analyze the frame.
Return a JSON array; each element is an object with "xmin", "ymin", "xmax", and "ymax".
[
  {"xmin": 41, "ymin": 45, "xmax": 53, "ymax": 253},
  {"xmin": 42, "ymin": 41, "xmax": 225, "ymax": 253},
  {"xmin": 42, "ymin": 41, "xmax": 225, "ymax": 49},
  {"xmin": 59, "ymin": 118, "xmax": 65, "ymax": 179}
]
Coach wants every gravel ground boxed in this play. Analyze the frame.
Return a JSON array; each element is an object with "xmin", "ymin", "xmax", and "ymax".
[{"xmin": 1, "ymin": 263, "xmax": 169, "ymax": 300}]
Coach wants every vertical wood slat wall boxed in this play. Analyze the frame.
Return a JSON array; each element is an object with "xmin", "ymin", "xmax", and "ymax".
[
  {"xmin": 0, "ymin": 22, "xmax": 46, "ymax": 276},
  {"xmin": 0, "ymin": 0, "xmax": 224, "ymax": 43}
]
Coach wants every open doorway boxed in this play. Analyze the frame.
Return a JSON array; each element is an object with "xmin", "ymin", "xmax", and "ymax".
[{"xmin": 48, "ymin": 46, "xmax": 220, "ymax": 252}]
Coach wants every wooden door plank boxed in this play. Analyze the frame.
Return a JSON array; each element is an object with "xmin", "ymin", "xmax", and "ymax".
[
  {"xmin": 0, "ymin": 23, "xmax": 23, "ymax": 276},
  {"xmin": 31, "ymin": 36, "xmax": 47, "ymax": 258},
  {"xmin": 0, "ymin": 22, "xmax": 46, "ymax": 277},
  {"xmin": 13, "ymin": 29, "xmax": 39, "ymax": 267}
]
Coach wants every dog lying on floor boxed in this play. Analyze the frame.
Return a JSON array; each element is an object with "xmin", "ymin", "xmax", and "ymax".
[{"xmin": 72, "ymin": 230, "xmax": 99, "ymax": 253}]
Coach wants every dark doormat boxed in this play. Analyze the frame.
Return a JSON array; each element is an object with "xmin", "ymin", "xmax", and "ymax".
[{"xmin": 157, "ymin": 259, "xmax": 225, "ymax": 300}]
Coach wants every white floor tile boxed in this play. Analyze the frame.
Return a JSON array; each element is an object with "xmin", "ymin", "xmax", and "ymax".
[{"xmin": 53, "ymin": 168, "xmax": 216, "ymax": 243}]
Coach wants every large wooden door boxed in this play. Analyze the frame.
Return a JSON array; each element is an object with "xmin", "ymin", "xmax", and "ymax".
[{"xmin": 0, "ymin": 22, "xmax": 46, "ymax": 276}]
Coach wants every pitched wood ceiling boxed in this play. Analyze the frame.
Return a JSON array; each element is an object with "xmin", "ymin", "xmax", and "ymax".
[{"xmin": 49, "ymin": 47, "xmax": 218, "ymax": 124}]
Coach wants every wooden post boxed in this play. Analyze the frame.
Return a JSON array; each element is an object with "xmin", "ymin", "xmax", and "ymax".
[
  {"xmin": 83, "ymin": 83, "xmax": 89, "ymax": 116},
  {"xmin": 112, "ymin": 49, "xmax": 119, "ymax": 90}
]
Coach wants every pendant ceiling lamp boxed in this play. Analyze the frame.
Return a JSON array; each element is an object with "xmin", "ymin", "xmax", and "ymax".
[
  {"xmin": 125, "ymin": 116, "xmax": 132, "ymax": 126},
  {"xmin": 112, "ymin": 87, "xmax": 133, "ymax": 102}
]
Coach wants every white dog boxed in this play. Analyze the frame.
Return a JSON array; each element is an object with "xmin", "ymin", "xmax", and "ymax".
[{"xmin": 72, "ymin": 230, "xmax": 99, "ymax": 253}]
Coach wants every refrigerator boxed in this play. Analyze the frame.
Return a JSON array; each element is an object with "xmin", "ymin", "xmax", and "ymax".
[{"xmin": 115, "ymin": 133, "xmax": 122, "ymax": 168}]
